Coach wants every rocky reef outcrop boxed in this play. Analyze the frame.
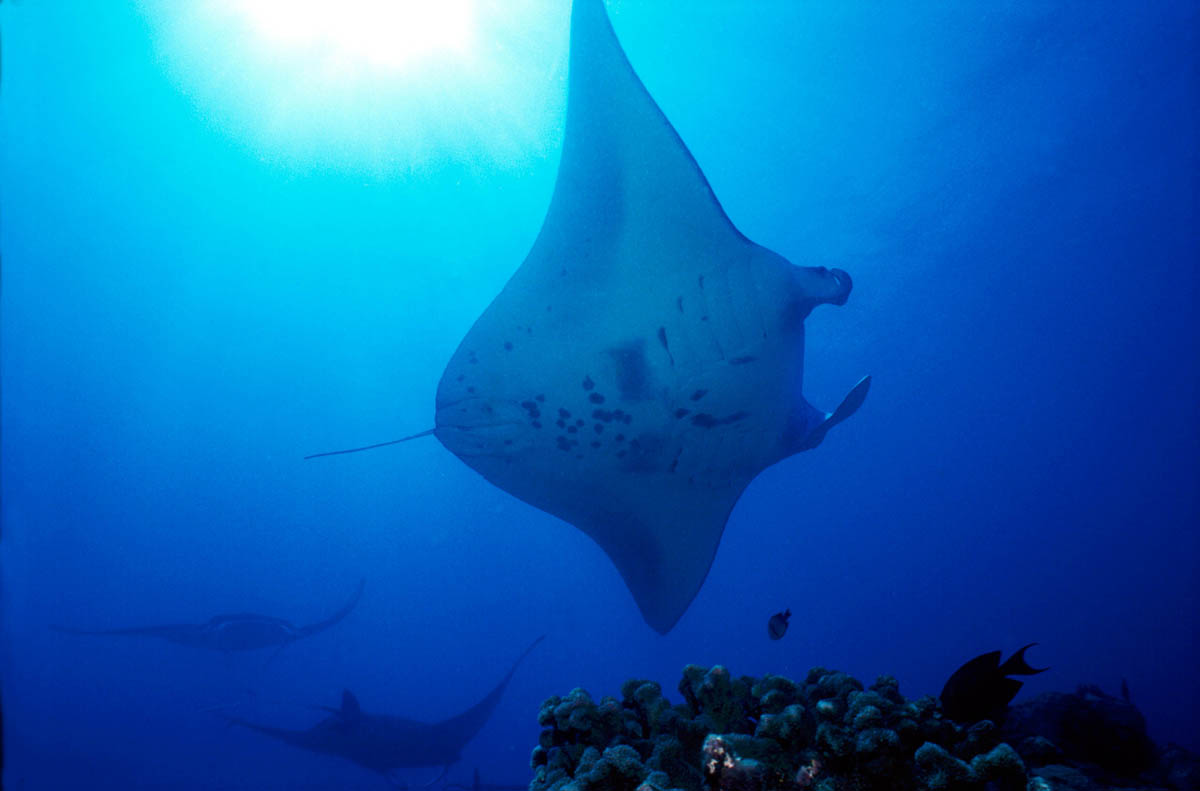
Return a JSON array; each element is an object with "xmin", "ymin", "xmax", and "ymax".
[{"xmin": 529, "ymin": 666, "xmax": 1198, "ymax": 791}]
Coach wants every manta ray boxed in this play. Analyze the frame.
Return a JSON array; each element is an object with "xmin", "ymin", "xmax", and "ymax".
[
  {"xmin": 311, "ymin": 0, "xmax": 869, "ymax": 634},
  {"xmin": 53, "ymin": 579, "xmax": 364, "ymax": 651},
  {"xmin": 226, "ymin": 635, "xmax": 544, "ymax": 783}
]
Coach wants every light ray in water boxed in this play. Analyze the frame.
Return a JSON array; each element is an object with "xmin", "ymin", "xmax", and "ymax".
[{"xmin": 138, "ymin": 0, "xmax": 567, "ymax": 175}]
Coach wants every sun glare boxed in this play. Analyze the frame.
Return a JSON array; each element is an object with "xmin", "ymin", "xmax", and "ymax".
[
  {"xmin": 145, "ymin": 0, "xmax": 567, "ymax": 175},
  {"xmin": 233, "ymin": 0, "xmax": 477, "ymax": 70}
]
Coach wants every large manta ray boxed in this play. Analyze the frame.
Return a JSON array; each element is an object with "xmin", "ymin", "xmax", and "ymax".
[
  {"xmin": 313, "ymin": 0, "xmax": 869, "ymax": 634},
  {"xmin": 226, "ymin": 635, "xmax": 544, "ymax": 783},
  {"xmin": 53, "ymin": 579, "xmax": 364, "ymax": 651}
]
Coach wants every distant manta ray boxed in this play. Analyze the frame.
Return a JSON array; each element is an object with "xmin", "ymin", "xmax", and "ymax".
[
  {"xmin": 226, "ymin": 635, "xmax": 545, "ymax": 785},
  {"xmin": 309, "ymin": 0, "xmax": 870, "ymax": 634},
  {"xmin": 53, "ymin": 579, "xmax": 365, "ymax": 651}
]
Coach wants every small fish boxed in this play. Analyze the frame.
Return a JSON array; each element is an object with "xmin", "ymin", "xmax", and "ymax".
[
  {"xmin": 940, "ymin": 643, "xmax": 1048, "ymax": 724},
  {"xmin": 767, "ymin": 609, "xmax": 791, "ymax": 640},
  {"xmin": 1120, "ymin": 677, "xmax": 1131, "ymax": 702}
]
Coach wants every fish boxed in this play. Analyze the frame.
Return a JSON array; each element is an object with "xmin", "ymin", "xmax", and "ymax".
[
  {"xmin": 52, "ymin": 579, "xmax": 364, "ymax": 652},
  {"xmin": 767, "ymin": 609, "xmax": 791, "ymax": 640},
  {"xmin": 226, "ymin": 635, "xmax": 544, "ymax": 783},
  {"xmin": 309, "ymin": 0, "xmax": 869, "ymax": 635},
  {"xmin": 939, "ymin": 643, "xmax": 1048, "ymax": 723}
]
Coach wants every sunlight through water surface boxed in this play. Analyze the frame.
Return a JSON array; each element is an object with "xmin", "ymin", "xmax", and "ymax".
[{"xmin": 141, "ymin": 0, "xmax": 567, "ymax": 175}]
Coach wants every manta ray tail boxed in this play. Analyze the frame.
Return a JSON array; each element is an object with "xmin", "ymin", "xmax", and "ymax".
[
  {"xmin": 223, "ymin": 715, "xmax": 303, "ymax": 742},
  {"xmin": 304, "ymin": 429, "xmax": 435, "ymax": 460},
  {"xmin": 50, "ymin": 624, "xmax": 182, "ymax": 638}
]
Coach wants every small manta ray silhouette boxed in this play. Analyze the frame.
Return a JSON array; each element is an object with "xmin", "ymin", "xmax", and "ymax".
[
  {"xmin": 939, "ymin": 643, "xmax": 1048, "ymax": 724},
  {"xmin": 226, "ymin": 635, "xmax": 545, "ymax": 785},
  {"xmin": 767, "ymin": 609, "xmax": 791, "ymax": 640},
  {"xmin": 52, "ymin": 579, "xmax": 365, "ymax": 653}
]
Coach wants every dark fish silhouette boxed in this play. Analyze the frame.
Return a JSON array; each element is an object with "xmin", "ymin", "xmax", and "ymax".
[
  {"xmin": 227, "ymin": 635, "xmax": 545, "ymax": 783},
  {"xmin": 767, "ymin": 609, "xmax": 791, "ymax": 640},
  {"xmin": 53, "ymin": 579, "xmax": 364, "ymax": 651},
  {"xmin": 940, "ymin": 643, "xmax": 1048, "ymax": 723},
  {"xmin": 307, "ymin": 0, "xmax": 869, "ymax": 635}
]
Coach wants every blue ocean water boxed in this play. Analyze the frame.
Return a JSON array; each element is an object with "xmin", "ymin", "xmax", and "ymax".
[{"xmin": 2, "ymin": 1, "xmax": 1196, "ymax": 788}]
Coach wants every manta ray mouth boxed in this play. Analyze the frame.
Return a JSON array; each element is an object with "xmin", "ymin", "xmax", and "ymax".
[{"xmin": 435, "ymin": 398, "xmax": 530, "ymax": 457}]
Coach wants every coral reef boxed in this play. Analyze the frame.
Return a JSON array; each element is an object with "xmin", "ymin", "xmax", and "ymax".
[
  {"xmin": 530, "ymin": 666, "xmax": 1198, "ymax": 791},
  {"xmin": 1002, "ymin": 685, "xmax": 1156, "ymax": 775}
]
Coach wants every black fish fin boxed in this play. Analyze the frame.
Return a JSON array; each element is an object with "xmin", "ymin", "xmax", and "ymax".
[
  {"xmin": 997, "ymin": 676, "xmax": 1025, "ymax": 707},
  {"xmin": 1000, "ymin": 643, "xmax": 1049, "ymax": 676}
]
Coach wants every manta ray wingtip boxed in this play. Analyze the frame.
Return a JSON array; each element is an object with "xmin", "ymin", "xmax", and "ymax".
[{"xmin": 794, "ymin": 376, "xmax": 871, "ymax": 452}]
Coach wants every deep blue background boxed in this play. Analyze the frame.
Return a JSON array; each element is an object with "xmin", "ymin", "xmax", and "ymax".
[{"xmin": 3, "ymin": 1, "xmax": 1196, "ymax": 788}]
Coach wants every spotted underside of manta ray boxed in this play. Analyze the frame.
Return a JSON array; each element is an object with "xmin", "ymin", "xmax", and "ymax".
[
  {"xmin": 429, "ymin": 0, "xmax": 869, "ymax": 634},
  {"xmin": 305, "ymin": 0, "xmax": 870, "ymax": 632}
]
